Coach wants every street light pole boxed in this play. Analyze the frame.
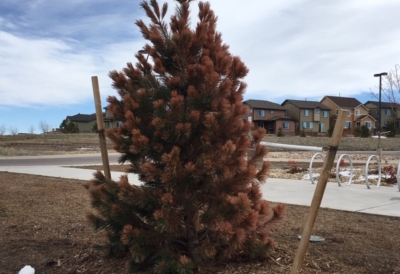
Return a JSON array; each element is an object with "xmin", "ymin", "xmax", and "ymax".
[{"xmin": 374, "ymin": 72, "xmax": 388, "ymax": 161}]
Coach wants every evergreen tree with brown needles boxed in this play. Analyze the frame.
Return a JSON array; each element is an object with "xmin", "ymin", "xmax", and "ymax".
[{"xmin": 86, "ymin": 0, "xmax": 284, "ymax": 272}]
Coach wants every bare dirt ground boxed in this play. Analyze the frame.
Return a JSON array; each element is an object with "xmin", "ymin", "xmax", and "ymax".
[{"xmin": 1, "ymin": 133, "xmax": 400, "ymax": 273}]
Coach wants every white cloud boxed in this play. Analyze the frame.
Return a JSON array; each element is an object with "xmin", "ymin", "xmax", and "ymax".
[
  {"xmin": 0, "ymin": 0, "xmax": 400, "ymax": 110},
  {"xmin": 0, "ymin": 31, "xmax": 95, "ymax": 107},
  {"xmin": 202, "ymin": 0, "xmax": 400, "ymax": 99},
  {"xmin": 0, "ymin": 30, "xmax": 147, "ymax": 107}
]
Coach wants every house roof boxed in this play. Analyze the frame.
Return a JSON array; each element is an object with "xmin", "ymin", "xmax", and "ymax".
[
  {"xmin": 331, "ymin": 114, "xmax": 377, "ymax": 122},
  {"xmin": 244, "ymin": 99, "xmax": 287, "ymax": 110},
  {"xmin": 67, "ymin": 113, "xmax": 97, "ymax": 122},
  {"xmin": 364, "ymin": 101, "xmax": 398, "ymax": 109},
  {"xmin": 323, "ymin": 96, "xmax": 361, "ymax": 108},
  {"xmin": 358, "ymin": 115, "xmax": 376, "ymax": 121},
  {"xmin": 281, "ymin": 99, "xmax": 330, "ymax": 110},
  {"xmin": 267, "ymin": 115, "xmax": 297, "ymax": 122}
]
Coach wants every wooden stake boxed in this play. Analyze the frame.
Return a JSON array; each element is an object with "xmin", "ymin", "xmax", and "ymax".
[
  {"xmin": 91, "ymin": 76, "xmax": 111, "ymax": 180},
  {"xmin": 291, "ymin": 109, "xmax": 347, "ymax": 274}
]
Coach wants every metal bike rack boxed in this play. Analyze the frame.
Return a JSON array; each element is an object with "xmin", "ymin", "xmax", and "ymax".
[
  {"xmin": 365, "ymin": 155, "xmax": 381, "ymax": 189},
  {"xmin": 336, "ymin": 154, "xmax": 354, "ymax": 186},
  {"xmin": 309, "ymin": 153, "xmax": 325, "ymax": 184},
  {"xmin": 261, "ymin": 142, "xmax": 397, "ymax": 191}
]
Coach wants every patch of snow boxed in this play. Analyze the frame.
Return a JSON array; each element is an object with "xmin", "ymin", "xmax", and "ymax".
[
  {"xmin": 19, "ymin": 265, "xmax": 35, "ymax": 274},
  {"xmin": 302, "ymin": 168, "xmax": 390, "ymax": 182}
]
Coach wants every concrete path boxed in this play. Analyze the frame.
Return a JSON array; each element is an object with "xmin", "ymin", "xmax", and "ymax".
[
  {"xmin": 0, "ymin": 154, "xmax": 399, "ymax": 217},
  {"xmin": 261, "ymin": 178, "xmax": 400, "ymax": 217}
]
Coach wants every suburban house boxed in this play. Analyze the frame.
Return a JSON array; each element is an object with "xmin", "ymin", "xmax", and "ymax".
[
  {"xmin": 103, "ymin": 107, "xmax": 123, "ymax": 129},
  {"xmin": 243, "ymin": 99, "xmax": 296, "ymax": 135},
  {"xmin": 66, "ymin": 113, "xmax": 97, "ymax": 132},
  {"xmin": 364, "ymin": 101, "xmax": 400, "ymax": 129},
  {"xmin": 320, "ymin": 96, "xmax": 376, "ymax": 132},
  {"xmin": 281, "ymin": 99, "xmax": 330, "ymax": 134}
]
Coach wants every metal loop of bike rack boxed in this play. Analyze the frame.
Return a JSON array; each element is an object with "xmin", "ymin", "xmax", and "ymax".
[
  {"xmin": 309, "ymin": 153, "xmax": 325, "ymax": 184},
  {"xmin": 397, "ymin": 162, "xmax": 400, "ymax": 192},
  {"xmin": 365, "ymin": 155, "xmax": 381, "ymax": 189},
  {"xmin": 336, "ymin": 154, "xmax": 353, "ymax": 186}
]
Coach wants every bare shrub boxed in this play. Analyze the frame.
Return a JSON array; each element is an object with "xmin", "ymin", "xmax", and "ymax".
[
  {"xmin": 0, "ymin": 124, "xmax": 6, "ymax": 136},
  {"xmin": 39, "ymin": 120, "xmax": 50, "ymax": 134},
  {"xmin": 9, "ymin": 126, "xmax": 18, "ymax": 136},
  {"xmin": 29, "ymin": 125, "xmax": 35, "ymax": 134}
]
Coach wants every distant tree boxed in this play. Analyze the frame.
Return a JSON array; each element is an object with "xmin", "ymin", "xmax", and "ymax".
[
  {"xmin": 353, "ymin": 126, "xmax": 361, "ymax": 137},
  {"xmin": 9, "ymin": 126, "xmax": 18, "ymax": 136},
  {"xmin": 86, "ymin": 1, "xmax": 284, "ymax": 273},
  {"xmin": 371, "ymin": 64, "xmax": 400, "ymax": 117},
  {"xmin": 385, "ymin": 121, "xmax": 396, "ymax": 137},
  {"xmin": 360, "ymin": 125, "xmax": 370, "ymax": 138},
  {"xmin": 39, "ymin": 120, "xmax": 50, "ymax": 134},
  {"xmin": 0, "ymin": 124, "xmax": 6, "ymax": 136},
  {"xmin": 92, "ymin": 122, "xmax": 98, "ymax": 133},
  {"xmin": 277, "ymin": 127, "xmax": 284, "ymax": 137},
  {"xmin": 29, "ymin": 125, "xmax": 35, "ymax": 134},
  {"xmin": 59, "ymin": 119, "xmax": 79, "ymax": 133}
]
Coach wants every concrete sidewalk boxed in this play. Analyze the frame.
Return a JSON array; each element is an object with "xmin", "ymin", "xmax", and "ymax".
[{"xmin": 1, "ymin": 164, "xmax": 399, "ymax": 217}]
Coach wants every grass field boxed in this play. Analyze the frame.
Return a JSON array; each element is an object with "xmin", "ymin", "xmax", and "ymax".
[{"xmin": 1, "ymin": 133, "xmax": 399, "ymax": 156}]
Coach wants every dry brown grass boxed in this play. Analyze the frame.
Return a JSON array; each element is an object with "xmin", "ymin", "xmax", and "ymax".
[
  {"xmin": 265, "ymin": 135, "xmax": 400, "ymax": 151},
  {"xmin": 0, "ymin": 133, "xmax": 113, "ymax": 156}
]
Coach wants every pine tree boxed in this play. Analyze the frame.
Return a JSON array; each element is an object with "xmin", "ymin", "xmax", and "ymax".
[
  {"xmin": 59, "ymin": 119, "xmax": 79, "ymax": 133},
  {"xmin": 86, "ymin": 0, "xmax": 284, "ymax": 272}
]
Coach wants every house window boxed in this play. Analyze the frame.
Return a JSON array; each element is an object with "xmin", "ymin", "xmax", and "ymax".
[
  {"xmin": 269, "ymin": 110, "xmax": 275, "ymax": 114},
  {"xmin": 365, "ymin": 121, "xmax": 371, "ymax": 128},
  {"xmin": 258, "ymin": 110, "xmax": 265, "ymax": 117},
  {"xmin": 345, "ymin": 121, "xmax": 351, "ymax": 129},
  {"xmin": 302, "ymin": 122, "xmax": 313, "ymax": 129},
  {"xmin": 385, "ymin": 109, "xmax": 391, "ymax": 115},
  {"xmin": 384, "ymin": 120, "xmax": 388, "ymax": 125},
  {"xmin": 116, "ymin": 121, "xmax": 123, "ymax": 127},
  {"xmin": 336, "ymin": 109, "xmax": 339, "ymax": 114},
  {"xmin": 356, "ymin": 121, "xmax": 361, "ymax": 127},
  {"xmin": 355, "ymin": 109, "xmax": 360, "ymax": 115},
  {"xmin": 303, "ymin": 109, "xmax": 309, "ymax": 116},
  {"xmin": 347, "ymin": 110, "xmax": 351, "ymax": 116},
  {"xmin": 322, "ymin": 111, "xmax": 329, "ymax": 117},
  {"xmin": 315, "ymin": 109, "xmax": 320, "ymax": 114},
  {"xmin": 282, "ymin": 122, "xmax": 290, "ymax": 129}
]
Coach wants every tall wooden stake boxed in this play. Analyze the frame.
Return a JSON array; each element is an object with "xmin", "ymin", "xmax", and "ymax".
[
  {"xmin": 291, "ymin": 109, "xmax": 347, "ymax": 274},
  {"xmin": 91, "ymin": 76, "xmax": 111, "ymax": 180}
]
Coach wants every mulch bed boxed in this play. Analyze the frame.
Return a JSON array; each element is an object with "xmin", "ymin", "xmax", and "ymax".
[{"xmin": 1, "ymin": 172, "xmax": 400, "ymax": 273}]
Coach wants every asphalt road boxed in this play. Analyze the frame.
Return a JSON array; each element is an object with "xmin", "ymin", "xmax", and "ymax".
[
  {"xmin": 0, "ymin": 151, "xmax": 399, "ymax": 167},
  {"xmin": 0, "ymin": 153, "xmax": 122, "ymax": 166}
]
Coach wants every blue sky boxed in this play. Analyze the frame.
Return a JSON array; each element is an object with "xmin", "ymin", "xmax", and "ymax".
[{"xmin": 1, "ymin": 0, "xmax": 399, "ymax": 133}]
